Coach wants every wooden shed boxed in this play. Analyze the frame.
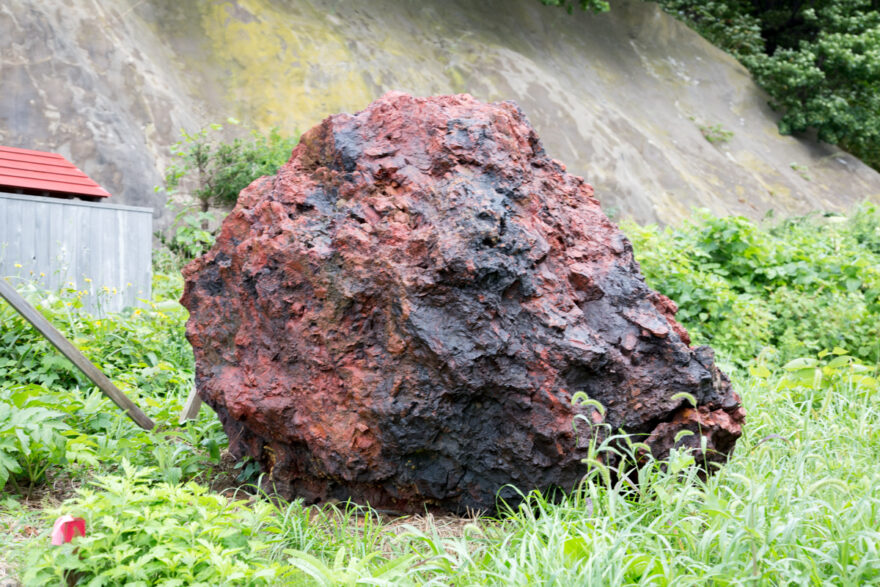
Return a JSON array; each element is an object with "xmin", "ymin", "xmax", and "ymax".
[{"xmin": 0, "ymin": 146, "xmax": 152, "ymax": 313}]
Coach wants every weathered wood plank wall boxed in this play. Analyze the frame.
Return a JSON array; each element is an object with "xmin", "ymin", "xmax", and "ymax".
[{"xmin": 0, "ymin": 192, "xmax": 152, "ymax": 313}]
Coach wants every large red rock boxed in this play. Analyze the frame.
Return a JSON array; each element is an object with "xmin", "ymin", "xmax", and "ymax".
[{"xmin": 181, "ymin": 92, "xmax": 744, "ymax": 514}]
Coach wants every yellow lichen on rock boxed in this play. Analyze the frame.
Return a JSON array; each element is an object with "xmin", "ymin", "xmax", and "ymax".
[{"xmin": 198, "ymin": 0, "xmax": 372, "ymax": 131}]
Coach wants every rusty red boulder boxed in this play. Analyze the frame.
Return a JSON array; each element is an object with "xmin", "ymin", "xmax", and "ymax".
[{"xmin": 181, "ymin": 92, "xmax": 744, "ymax": 514}]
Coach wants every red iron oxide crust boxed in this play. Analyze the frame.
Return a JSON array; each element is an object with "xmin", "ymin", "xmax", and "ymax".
[{"xmin": 181, "ymin": 92, "xmax": 745, "ymax": 514}]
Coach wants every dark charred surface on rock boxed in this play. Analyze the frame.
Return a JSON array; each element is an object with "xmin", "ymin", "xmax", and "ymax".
[{"xmin": 181, "ymin": 92, "xmax": 745, "ymax": 514}]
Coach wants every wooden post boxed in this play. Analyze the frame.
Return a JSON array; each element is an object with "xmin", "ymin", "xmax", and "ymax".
[
  {"xmin": 0, "ymin": 279, "xmax": 154, "ymax": 430},
  {"xmin": 179, "ymin": 386, "xmax": 202, "ymax": 424}
]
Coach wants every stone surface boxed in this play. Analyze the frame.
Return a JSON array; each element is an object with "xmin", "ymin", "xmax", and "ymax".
[
  {"xmin": 181, "ymin": 92, "xmax": 745, "ymax": 514},
  {"xmin": 3, "ymin": 0, "xmax": 879, "ymax": 226}
]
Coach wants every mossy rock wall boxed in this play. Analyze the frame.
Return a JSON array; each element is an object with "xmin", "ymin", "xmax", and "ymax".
[{"xmin": 2, "ymin": 0, "xmax": 879, "ymax": 224}]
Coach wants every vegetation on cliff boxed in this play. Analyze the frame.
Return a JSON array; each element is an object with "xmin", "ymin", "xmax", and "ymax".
[
  {"xmin": 158, "ymin": 123, "xmax": 298, "ymax": 259},
  {"xmin": 544, "ymin": 0, "xmax": 880, "ymax": 171}
]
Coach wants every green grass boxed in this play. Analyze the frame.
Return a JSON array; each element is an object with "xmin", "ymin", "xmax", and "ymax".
[
  {"xmin": 2, "ymin": 208, "xmax": 880, "ymax": 584},
  {"xmin": 9, "ymin": 364, "xmax": 879, "ymax": 585},
  {"xmin": 391, "ymin": 369, "xmax": 880, "ymax": 585}
]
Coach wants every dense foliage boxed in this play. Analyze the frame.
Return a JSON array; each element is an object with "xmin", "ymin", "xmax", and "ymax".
[
  {"xmin": 22, "ymin": 464, "xmax": 288, "ymax": 586},
  {"xmin": 3, "ymin": 205, "xmax": 880, "ymax": 583},
  {"xmin": 163, "ymin": 122, "xmax": 297, "ymax": 212},
  {"xmin": 0, "ymin": 275, "xmax": 223, "ymax": 494},
  {"xmin": 543, "ymin": 0, "xmax": 880, "ymax": 170},
  {"xmin": 675, "ymin": 0, "xmax": 880, "ymax": 170},
  {"xmin": 156, "ymin": 208, "xmax": 223, "ymax": 262},
  {"xmin": 746, "ymin": 9, "xmax": 880, "ymax": 169},
  {"xmin": 158, "ymin": 123, "xmax": 297, "ymax": 262},
  {"xmin": 626, "ymin": 203, "xmax": 880, "ymax": 367},
  {"xmin": 10, "ymin": 346, "xmax": 880, "ymax": 583}
]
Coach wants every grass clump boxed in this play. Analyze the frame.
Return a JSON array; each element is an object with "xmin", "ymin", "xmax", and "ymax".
[
  {"xmin": 698, "ymin": 123, "xmax": 734, "ymax": 144},
  {"xmin": 390, "ymin": 361, "xmax": 880, "ymax": 584}
]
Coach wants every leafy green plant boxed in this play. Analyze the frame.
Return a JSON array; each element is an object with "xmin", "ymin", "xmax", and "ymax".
[
  {"xmin": 625, "ymin": 204, "xmax": 880, "ymax": 367},
  {"xmin": 0, "ymin": 278, "xmax": 193, "ymax": 397},
  {"xmin": 156, "ymin": 206, "xmax": 221, "ymax": 262},
  {"xmin": 156, "ymin": 123, "xmax": 297, "ymax": 265},
  {"xmin": 0, "ymin": 382, "xmax": 110, "ymax": 492},
  {"xmin": 698, "ymin": 122, "xmax": 735, "ymax": 144},
  {"xmin": 0, "ymin": 272, "xmax": 229, "ymax": 494},
  {"xmin": 233, "ymin": 456, "xmax": 263, "ymax": 485},
  {"xmin": 284, "ymin": 547, "xmax": 415, "ymax": 586},
  {"xmin": 770, "ymin": 348, "xmax": 879, "ymax": 410},
  {"xmin": 163, "ymin": 122, "xmax": 297, "ymax": 212},
  {"xmin": 0, "ymin": 389, "xmax": 68, "ymax": 489},
  {"xmin": 21, "ymin": 463, "xmax": 291, "ymax": 586},
  {"xmin": 660, "ymin": 0, "xmax": 880, "ymax": 169}
]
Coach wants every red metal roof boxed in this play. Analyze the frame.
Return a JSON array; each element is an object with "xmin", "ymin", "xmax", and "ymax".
[{"xmin": 0, "ymin": 145, "xmax": 111, "ymax": 198}]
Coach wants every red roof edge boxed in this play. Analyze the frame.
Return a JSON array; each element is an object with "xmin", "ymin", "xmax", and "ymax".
[{"xmin": 0, "ymin": 145, "xmax": 111, "ymax": 198}]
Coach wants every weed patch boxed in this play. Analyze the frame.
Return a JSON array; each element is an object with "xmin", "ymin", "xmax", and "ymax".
[{"xmin": 2, "ymin": 206, "xmax": 880, "ymax": 583}]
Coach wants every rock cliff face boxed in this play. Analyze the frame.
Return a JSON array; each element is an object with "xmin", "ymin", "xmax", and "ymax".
[
  {"xmin": 0, "ymin": 1, "xmax": 198, "ymax": 212},
  {"xmin": 3, "ymin": 0, "xmax": 879, "ymax": 225},
  {"xmin": 181, "ymin": 93, "xmax": 745, "ymax": 514}
]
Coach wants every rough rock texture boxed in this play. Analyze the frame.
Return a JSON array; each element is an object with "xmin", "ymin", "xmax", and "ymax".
[{"xmin": 181, "ymin": 92, "xmax": 745, "ymax": 514}]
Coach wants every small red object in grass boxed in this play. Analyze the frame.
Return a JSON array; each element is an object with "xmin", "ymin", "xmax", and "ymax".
[{"xmin": 51, "ymin": 515, "xmax": 86, "ymax": 545}]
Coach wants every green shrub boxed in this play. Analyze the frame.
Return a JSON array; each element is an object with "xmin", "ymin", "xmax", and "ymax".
[
  {"xmin": 655, "ymin": 0, "xmax": 764, "ymax": 56},
  {"xmin": 668, "ymin": 0, "xmax": 880, "ymax": 170},
  {"xmin": 21, "ymin": 463, "xmax": 290, "ymax": 586},
  {"xmin": 157, "ymin": 123, "xmax": 297, "ymax": 266},
  {"xmin": 156, "ymin": 208, "xmax": 222, "ymax": 263},
  {"xmin": 163, "ymin": 122, "xmax": 297, "ymax": 212},
  {"xmin": 0, "ymin": 279, "xmax": 192, "ymax": 399},
  {"xmin": 0, "ymin": 388, "xmax": 68, "ymax": 489},
  {"xmin": 770, "ymin": 348, "xmax": 879, "ymax": 409},
  {"xmin": 542, "ymin": 0, "xmax": 880, "ymax": 171},
  {"xmin": 745, "ymin": 10, "xmax": 880, "ymax": 170},
  {"xmin": 625, "ymin": 204, "xmax": 880, "ymax": 367}
]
